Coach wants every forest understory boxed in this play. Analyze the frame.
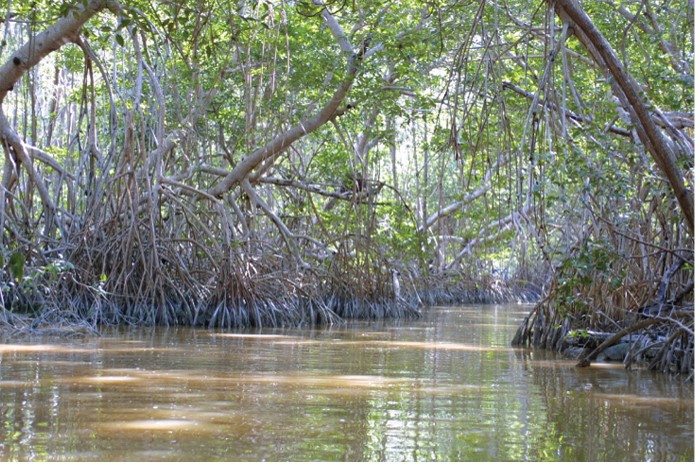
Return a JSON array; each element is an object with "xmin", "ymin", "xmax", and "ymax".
[{"xmin": 0, "ymin": 0, "xmax": 693, "ymax": 378}]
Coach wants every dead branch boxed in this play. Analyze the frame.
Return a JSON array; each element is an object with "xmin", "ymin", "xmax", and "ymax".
[{"xmin": 576, "ymin": 317, "xmax": 662, "ymax": 367}]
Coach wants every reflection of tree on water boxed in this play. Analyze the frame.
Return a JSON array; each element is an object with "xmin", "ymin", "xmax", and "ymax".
[
  {"xmin": 513, "ymin": 348, "xmax": 694, "ymax": 462},
  {"xmin": 0, "ymin": 306, "xmax": 692, "ymax": 461}
]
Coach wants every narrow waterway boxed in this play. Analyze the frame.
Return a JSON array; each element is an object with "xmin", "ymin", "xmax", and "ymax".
[{"xmin": 0, "ymin": 304, "xmax": 693, "ymax": 461}]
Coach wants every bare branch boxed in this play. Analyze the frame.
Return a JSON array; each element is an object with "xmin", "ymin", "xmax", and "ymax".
[
  {"xmin": 552, "ymin": 0, "xmax": 694, "ymax": 232},
  {"xmin": 207, "ymin": 5, "xmax": 363, "ymax": 198},
  {"xmin": 418, "ymin": 155, "xmax": 509, "ymax": 233},
  {"xmin": 0, "ymin": 0, "xmax": 121, "ymax": 104}
]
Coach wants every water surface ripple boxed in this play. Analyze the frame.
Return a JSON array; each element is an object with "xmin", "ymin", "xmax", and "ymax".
[{"xmin": 0, "ymin": 305, "xmax": 693, "ymax": 461}]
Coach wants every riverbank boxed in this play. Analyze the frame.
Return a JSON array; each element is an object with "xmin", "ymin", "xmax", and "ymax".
[
  {"xmin": 3, "ymin": 266, "xmax": 691, "ymax": 380},
  {"xmin": 0, "ymin": 271, "xmax": 540, "ymax": 331},
  {"xmin": 512, "ymin": 298, "xmax": 694, "ymax": 378}
]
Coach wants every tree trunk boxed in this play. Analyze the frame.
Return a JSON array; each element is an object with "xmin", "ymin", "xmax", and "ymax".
[
  {"xmin": 0, "ymin": 0, "xmax": 120, "ymax": 105},
  {"xmin": 551, "ymin": 0, "xmax": 694, "ymax": 232},
  {"xmin": 207, "ymin": 4, "xmax": 363, "ymax": 198}
]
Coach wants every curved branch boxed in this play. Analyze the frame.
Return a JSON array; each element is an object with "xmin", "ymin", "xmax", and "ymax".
[
  {"xmin": 0, "ymin": 112, "xmax": 61, "ymax": 234},
  {"xmin": 0, "ymin": 0, "xmax": 121, "ymax": 105},
  {"xmin": 208, "ymin": 62, "xmax": 360, "ymax": 198},
  {"xmin": 207, "ymin": 5, "xmax": 363, "ymax": 199},
  {"xmin": 502, "ymin": 81, "xmax": 631, "ymax": 137},
  {"xmin": 446, "ymin": 206, "xmax": 531, "ymax": 270},
  {"xmin": 418, "ymin": 155, "xmax": 508, "ymax": 233},
  {"xmin": 551, "ymin": 0, "xmax": 694, "ymax": 232}
]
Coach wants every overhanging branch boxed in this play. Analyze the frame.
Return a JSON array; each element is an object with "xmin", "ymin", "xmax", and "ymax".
[{"xmin": 551, "ymin": 0, "xmax": 694, "ymax": 232}]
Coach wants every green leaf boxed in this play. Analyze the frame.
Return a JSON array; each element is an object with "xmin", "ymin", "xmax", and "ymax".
[{"xmin": 8, "ymin": 252, "xmax": 24, "ymax": 281}]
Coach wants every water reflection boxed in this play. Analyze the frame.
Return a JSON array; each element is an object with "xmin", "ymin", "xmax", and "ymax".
[{"xmin": 0, "ymin": 304, "xmax": 693, "ymax": 461}]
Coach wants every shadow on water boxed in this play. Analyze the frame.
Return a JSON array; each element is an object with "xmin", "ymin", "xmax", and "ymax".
[{"xmin": 0, "ymin": 304, "xmax": 693, "ymax": 461}]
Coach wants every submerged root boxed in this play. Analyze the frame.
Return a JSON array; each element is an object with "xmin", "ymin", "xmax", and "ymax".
[
  {"xmin": 513, "ymin": 293, "xmax": 694, "ymax": 378},
  {"xmin": 0, "ymin": 247, "xmax": 428, "ymax": 330},
  {"xmin": 324, "ymin": 293, "xmax": 420, "ymax": 320},
  {"xmin": 512, "ymin": 226, "xmax": 694, "ymax": 378},
  {"xmin": 0, "ymin": 305, "xmax": 100, "ymax": 338}
]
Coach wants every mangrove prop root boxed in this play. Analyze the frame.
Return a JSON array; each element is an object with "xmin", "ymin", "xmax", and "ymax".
[{"xmin": 576, "ymin": 317, "xmax": 662, "ymax": 367}]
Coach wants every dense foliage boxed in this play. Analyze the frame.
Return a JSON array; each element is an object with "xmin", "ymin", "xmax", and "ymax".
[{"xmin": 0, "ymin": 0, "xmax": 692, "ymax": 372}]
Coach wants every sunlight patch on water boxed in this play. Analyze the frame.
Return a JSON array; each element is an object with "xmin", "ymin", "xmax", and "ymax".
[
  {"xmin": 208, "ymin": 333, "xmax": 295, "ymax": 339},
  {"xmin": 355, "ymin": 340, "xmax": 508, "ymax": 352},
  {"xmin": 410, "ymin": 383, "xmax": 483, "ymax": 395},
  {"xmin": 517, "ymin": 358, "xmax": 578, "ymax": 368},
  {"xmin": 49, "ymin": 368, "xmax": 425, "ymax": 391},
  {"xmin": 52, "ymin": 368, "xmax": 488, "ymax": 398},
  {"xmin": 0, "ymin": 344, "xmax": 94, "ymax": 354},
  {"xmin": 353, "ymin": 331, "xmax": 394, "ymax": 338},
  {"xmin": 452, "ymin": 323, "xmax": 521, "ymax": 328},
  {"xmin": 0, "ymin": 380, "xmax": 31, "ymax": 388},
  {"xmin": 67, "ymin": 375, "xmax": 143, "ymax": 384},
  {"xmin": 590, "ymin": 392, "xmax": 695, "ymax": 408},
  {"xmin": 55, "ymin": 368, "xmax": 157, "ymax": 386},
  {"xmin": 93, "ymin": 419, "xmax": 216, "ymax": 435},
  {"xmin": 235, "ymin": 338, "xmax": 513, "ymax": 352},
  {"xmin": 37, "ymin": 360, "xmax": 93, "ymax": 367},
  {"xmin": 382, "ymin": 325, "xmax": 434, "ymax": 331},
  {"xmin": 426, "ymin": 307, "xmax": 484, "ymax": 312},
  {"xmin": 90, "ymin": 407, "xmax": 255, "ymax": 440},
  {"xmin": 304, "ymin": 382, "xmax": 484, "ymax": 397},
  {"xmin": 0, "ymin": 344, "xmax": 179, "ymax": 354},
  {"xmin": 231, "ymin": 373, "xmax": 418, "ymax": 389},
  {"xmin": 99, "ymin": 347, "xmax": 180, "ymax": 353},
  {"xmin": 310, "ymin": 330, "xmax": 397, "ymax": 339},
  {"xmin": 267, "ymin": 339, "xmax": 324, "ymax": 346}
]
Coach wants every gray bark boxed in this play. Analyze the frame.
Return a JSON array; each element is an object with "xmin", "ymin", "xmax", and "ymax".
[
  {"xmin": 551, "ymin": 0, "xmax": 694, "ymax": 232},
  {"xmin": 0, "ymin": 0, "xmax": 120, "ymax": 104},
  {"xmin": 207, "ymin": 5, "xmax": 363, "ymax": 198}
]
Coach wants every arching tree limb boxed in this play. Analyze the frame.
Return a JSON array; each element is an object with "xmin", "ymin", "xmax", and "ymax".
[
  {"xmin": 208, "ymin": 63, "xmax": 360, "ymax": 198},
  {"xmin": 446, "ymin": 204, "xmax": 532, "ymax": 270},
  {"xmin": 0, "ymin": 0, "xmax": 122, "ymax": 244},
  {"xmin": 551, "ymin": 0, "xmax": 694, "ymax": 232},
  {"xmin": 0, "ymin": 0, "xmax": 121, "ymax": 105},
  {"xmin": 0, "ymin": 111, "xmax": 61, "ymax": 238},
  {"xmin": 207, "ymin": 4, "xmax": 364, "ymax": 199},
  {"xmin": 418, "ymin": 155, "xmax": 508, "ymax": 234}
]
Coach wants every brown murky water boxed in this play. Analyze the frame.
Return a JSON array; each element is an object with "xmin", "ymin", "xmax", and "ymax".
[{"xmin": 0, "ymin": 305, "xmax": 693, "ymax": 461}]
